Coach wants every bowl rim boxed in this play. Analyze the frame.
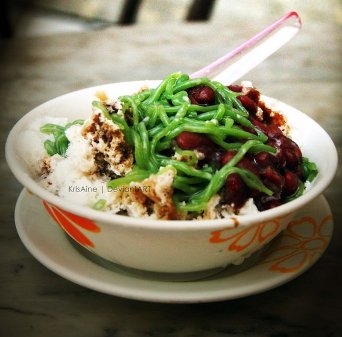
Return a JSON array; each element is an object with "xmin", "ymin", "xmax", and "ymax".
[{"xmin": 5, "ymin": 81, "xmax": 339, "ymax": 231}]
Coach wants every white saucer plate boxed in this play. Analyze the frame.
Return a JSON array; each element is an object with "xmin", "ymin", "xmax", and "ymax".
[{"xmin": 15, "ymin": 189, "xmax": 333, "ymax": 303}]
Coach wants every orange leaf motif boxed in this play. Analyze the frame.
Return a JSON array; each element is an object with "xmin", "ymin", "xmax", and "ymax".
[{"xmin": 43, "ymin": 200, "xmax": 100, "ymax": 248}]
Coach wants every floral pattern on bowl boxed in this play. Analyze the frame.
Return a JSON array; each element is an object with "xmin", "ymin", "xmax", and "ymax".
[
  {"xmin": 209, "ymin": 217, "xmax": 286, "ymax": 252},
  {"xmin": 258, "ymin": 214, "xmax": 333, "ymax": 273}
]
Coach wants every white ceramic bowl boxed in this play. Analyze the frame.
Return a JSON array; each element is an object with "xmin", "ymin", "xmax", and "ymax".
[{"xmin": 6, "ymin": 80, "xmax": 338, "ymax": 274}]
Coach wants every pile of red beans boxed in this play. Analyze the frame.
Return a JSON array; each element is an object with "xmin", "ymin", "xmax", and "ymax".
[{"xmin": 176, "ymin": 85, "xmax": 303, "ymax": 212}]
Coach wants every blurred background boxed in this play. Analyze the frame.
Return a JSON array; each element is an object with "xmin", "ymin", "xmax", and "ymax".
[{"xmin": 1, "ymin": 0, "xmax": 342, "ymax": 38}]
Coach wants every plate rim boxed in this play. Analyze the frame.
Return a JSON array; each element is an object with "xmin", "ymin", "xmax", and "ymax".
[{"xmin": 14, "ymin": 189, "xmax": 333, "ymax": 303}]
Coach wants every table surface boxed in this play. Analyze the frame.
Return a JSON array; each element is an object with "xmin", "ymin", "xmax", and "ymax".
[{"xmin": 0, "ymin": 17, "xmax": 341, "ymax": 337}]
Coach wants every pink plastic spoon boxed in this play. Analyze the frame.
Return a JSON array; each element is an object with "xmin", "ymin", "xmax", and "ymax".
[{"xmin": 190, "ymin": 11, "xmax": 302, "ymax": 85}]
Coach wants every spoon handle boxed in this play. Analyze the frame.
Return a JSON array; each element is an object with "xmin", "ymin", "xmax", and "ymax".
[{"xmin": 190, "ymin": 11, "xmax": 302, "ymax": 85}]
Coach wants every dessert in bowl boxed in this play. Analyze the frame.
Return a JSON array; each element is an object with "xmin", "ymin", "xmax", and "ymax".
[{"xmin": 6, "ymin": 73, "xmax": 338, "ymax": 273}]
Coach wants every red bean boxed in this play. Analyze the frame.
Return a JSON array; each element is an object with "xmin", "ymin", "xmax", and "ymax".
[
  {"xmin": 266, "ymin": 124, "xmax": 283, "ymax": 138},
  {"xmin": 251, "ymin": 119, "xmax": 272, "ymax": 137},
  {"xmin": 283, "ymin": 148, "xmax": 299, "ymax": 169},
  {"xmin": 288, "ymin": 139, "xmax": 302, "ymax": 162},
  {"xmin": 283, "ymin": 171, "xmax": 299, "ymax": 196},
  {"xmin": 296, "ymin": 165, "xmax": 303, "ymax": 179},
  {"xmin": 266, "ymin": 138, "xmax": 286, "ymax": 168},
  {"xmin": 225, "ymin": 173, "xmax": 249, "ymax": 210},
  {"xmin": 187, "ymin": 85, "xmax": 215, "ymax": 105},
  {"xmin": 221, "ymin": 150, "xmax": 237, "ymax": 166},
  {"xmin": 273, "ymin": 136, "xmax": 302, "ymax": 170},
  {"xmin": 221, "ymin": 151, "xmax": 261, "ymax": 208},
  {"xmin": 252, "ymin": 118, "xmax": 283, "ymax": 138},
  {"xmin": 239, "ymin": 157, "xmax": 259, "ymax": 175},
  {"xmin": 254, "ymin": 151, "xmax": 275, "ymax": 167},
  {"xmin": 255, "ymin": 194, "xmax": 282, "ymax": 211},
  {"xmin": 221, "ymin": 151, "xmax": 258, "ymax": 174},
  {"xmin": 246, "ymin": 88, "xmax": 260, "ymax": 104},
  {"xmin": 227, "ymin": 84, "xmax": 243, "ymax": 92},
  {"xmin": 176, "ymin": 131, "xmax": 214, "ymax": 150},
  {"xmin": 251, "ymin": 118, "xmax": 266, "ymax": 132},
  {"xmin": 260, "ymin": 166, "xmax": 284, "ymax": 193},
  {"xmin": 275, "ymin": 149, "xmax": 286, "ymax": 169},
  {"xmin": 241, "ymin": 125, "xmax": 258, "ymax": 136},
  {"xmin": 237, "ymin": 95, "xmax": 258, "ymax": 114}
]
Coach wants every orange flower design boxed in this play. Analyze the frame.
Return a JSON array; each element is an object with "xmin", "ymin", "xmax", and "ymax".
[
  {"xmin": 43, "ymin": 200, "xmax": 100, "ymax": 248},
  {"xmin": 209, "ymin": 219, "xmax": 282, "ymax": 252},
  {"xmin": 259, "ymin": 214, "xmax": 333, "ymax": 273}
]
